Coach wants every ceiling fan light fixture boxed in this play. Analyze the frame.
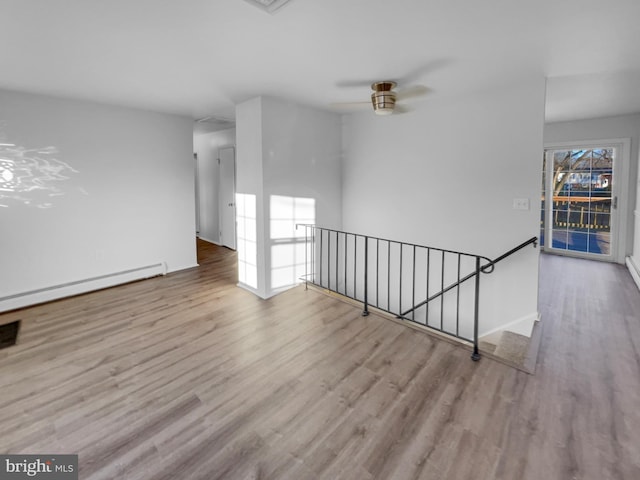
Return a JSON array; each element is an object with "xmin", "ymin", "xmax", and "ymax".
[{"xmin": 371, "ymin": 81, "xmax": 397, "ymax": 115}]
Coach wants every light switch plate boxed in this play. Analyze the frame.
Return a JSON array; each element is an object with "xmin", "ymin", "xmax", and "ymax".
[{"xmin": 513, "ymin": 198, "xmax": 530, "ymax": 210}]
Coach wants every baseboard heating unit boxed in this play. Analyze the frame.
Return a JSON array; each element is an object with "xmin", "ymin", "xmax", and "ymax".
[{"xmin": 0, "ymin": 263, "xmax": 167, "ymax": 313}]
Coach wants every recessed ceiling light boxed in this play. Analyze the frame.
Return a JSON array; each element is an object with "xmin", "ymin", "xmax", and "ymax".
[{"xmin": 243, "ymin": 0, "xmax": 293, "ymax": 14}]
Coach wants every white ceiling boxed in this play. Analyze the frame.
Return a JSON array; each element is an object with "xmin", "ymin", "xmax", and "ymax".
[{"xmin": 1, "ymin": 0, "xmax": 639, "ymax": 125}]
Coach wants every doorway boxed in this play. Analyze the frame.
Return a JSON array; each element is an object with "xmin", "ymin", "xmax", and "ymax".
[
  {"xmin": 541, "ymin": 140, "xmax": 627, "ymax": 261},
  {"xmin": 219, "ymin": 146, "xmax": 236, "ymax": 250}
]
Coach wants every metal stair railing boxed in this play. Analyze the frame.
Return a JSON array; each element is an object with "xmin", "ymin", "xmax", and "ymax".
[{"xmin": 297, "ymin": 224, "xmax": 537, "ymax": 361}]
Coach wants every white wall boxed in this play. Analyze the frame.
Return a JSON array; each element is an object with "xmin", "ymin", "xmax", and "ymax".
[
  {"xmin": 193, "ymin": 128, "xmax": 236, "ymax": 244},
  {"xmin": 0, "ymin": 89, "xmax": 197, "ymax": 310},
  {"xmin": 236, "ymin": 97, "xmax": 267, "ymax": 297},
  {"xmin": 235, "ymin": 96, "xmax": 342, "ymax": 298},
  {"xmin": 262, "ymin": 97, "xmax": 342, "ymax": 231},
  {"xmin": 262, "ymin": 97, "xmax": 342, "ymax": 295},
  {"xmin": 544, "ymin": 114, "xmax": 640, "ymax": 267},
  {"xmin": 341, "ymin": 79, "xmax": 546, "ymax": 337}
]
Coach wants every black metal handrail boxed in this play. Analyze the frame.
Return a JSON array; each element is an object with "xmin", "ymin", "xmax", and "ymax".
[
  {"xmin": 297, "ymin": 224, "xmax": 537, "ymax": 361},
  {"xmin": 480, "ymin": 236, "xmax": 538, "ymax": 273},
  {"xmin": 402, "ymin": 236, "xmax": 538, "ymax": 317}
]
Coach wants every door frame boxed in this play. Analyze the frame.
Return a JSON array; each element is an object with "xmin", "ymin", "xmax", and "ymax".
[
  {"xmin": 542, "ymin": 138, "xmax": 631, "ymax": 263},
  {"xmin": 218, "ymin": 146, "xmax": 237, "ymax": 250},
  {"xmin": 194, "ymin": 152, "xmax": 200, "ymax": 236}
]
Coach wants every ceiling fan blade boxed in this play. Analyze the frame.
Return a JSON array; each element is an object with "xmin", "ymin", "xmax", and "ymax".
[
  {"xmin": 335, "ymin": 80, "xmax": 375, "ymax": 88},
  {"xmin": 329, "ymin": 101, "xmax": 371, "ymax": 110},
  {"xmin": 393, "ymin": 104, "xmax": 412, "ymax": 114},
  {"xmin": 396, "ymin": 85, "xmax": 431, "ymax": 101},
  {"xmin": 396, "ymin": 58, "xmax": 452, "ymax": 85}
]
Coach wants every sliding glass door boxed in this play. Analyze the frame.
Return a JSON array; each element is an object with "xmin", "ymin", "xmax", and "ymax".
[{"xmin": 541, "ymin": 142, "xmax": 621, "ymax": 261}]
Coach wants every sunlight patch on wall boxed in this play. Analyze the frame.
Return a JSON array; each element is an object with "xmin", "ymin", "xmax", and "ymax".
[
  {"xmin": 270, "ymin": 195, "xmax": 315, "ymax": 290},
  {"xmin": 0, "ymin": 141, "xmax": 85, "ymax": 208},
  {"xmin": 236, "ymin": 193, "xmax": 258, "ymax": 289}
]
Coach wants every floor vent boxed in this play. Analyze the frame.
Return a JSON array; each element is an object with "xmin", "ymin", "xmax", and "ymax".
[{"xmin": 0, "ymin": 321, "xmax": 20, "ymax": 349}]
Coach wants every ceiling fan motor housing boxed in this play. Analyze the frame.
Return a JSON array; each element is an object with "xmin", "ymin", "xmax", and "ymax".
[{"xmin": 371, "ymin": 81, "xmax": 397, "ymax": 115}]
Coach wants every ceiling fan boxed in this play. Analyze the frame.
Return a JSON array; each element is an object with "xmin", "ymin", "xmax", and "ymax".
[
  {"xmin": 331, "ymin": 80, "xmax": 431, "ymax": 116},
  {"xmin": 332, "ymin": 59, "xmax": 449, "ymax": 115}
]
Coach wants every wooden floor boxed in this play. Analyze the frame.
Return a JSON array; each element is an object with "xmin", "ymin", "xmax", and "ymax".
[{"xmin": 1, "ymin": 240, "xmax": 639, "ymax": 479}]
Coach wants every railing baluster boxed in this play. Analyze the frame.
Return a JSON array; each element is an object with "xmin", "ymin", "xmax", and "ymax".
[
  {"xmin": 354, "ymin": 234, "xmax": 357, "ymax": 299},
  {"xmin": 440, "ymin": 250, "xmax": 445, "ymax": 331},
  {"xmin": 412, "ymin": 245, "xmax": 416, "ymax": 322},
  {"xmin": 319, "ymin": 228, "xmax": 324, "ymax": 287},
  {"xmin": 472, "ymin": 256, "xmax": 481, "ymax": 361},
  {"xmin": 327, "ymin": 229, "xmax": 331, "ymax": 291},
  {"xmin": 456, "ymin": 253, "xmax": 461, "ymax": 336},
  {"xmin": 387, "ymin": 240, "xmax": 391, "ymax": 311},
  {"xmin": 336, "ymin": 231, "xmax": 339, "ymax": 294},
  {"xmin": 304, "ymin": 225, "xmax": 308, "ymax": 290},
  {"xmin": 363, "ymin": 236, "xmax": 369, "ymax": 316},
  {"xmin": 399, "ymin": 243, "xmax": 403, "ymax": 318},
  {"xmin": 426, "ymin": 248, "xmax": 430, "ymax": 326},
  {"xmin": 344, "ymin": 233, "xmax": 347, "ymax": 296},
  {"xmin": 376, "ymin": 239, "xmax": 379, "ymax": 308},
  {"xmin": 312, "ymin": 226, "xmax": 316, "ymax": 284}
]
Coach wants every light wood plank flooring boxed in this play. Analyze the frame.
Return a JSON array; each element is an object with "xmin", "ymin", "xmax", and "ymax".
[{"xmin": 1, "ymin": 241, "xmax": 639, "ymax": 479}]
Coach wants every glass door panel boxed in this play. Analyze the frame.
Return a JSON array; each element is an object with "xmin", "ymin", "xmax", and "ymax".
[{"xmin": 542, "ymin": 146, "xmax": 616, "ymax": 260}]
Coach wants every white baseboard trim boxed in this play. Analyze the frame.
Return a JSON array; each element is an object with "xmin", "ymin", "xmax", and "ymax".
[
  {"xmin": 626, "ymin": 256, "xmax": 640, "ymax": 292},
  {"xmin": 268, "ymin": 282, "xmax": 302, "ymax": 298},
  {"xmin": 197, "ymin": 236, "xmax": 221, "ymax": 246},
  {"xmin": 479, "ymin": 311, "xmax": 540, "ymax": 339},
  {"xmin": 0, "ymin": 263, "xmax": 167, "ymax": 313},
  {"xmin": 167, "ymin": 263, "xmax": 200, "ymax": 273},
  {"xmin": 237, "ymin": 282, "xmax": 269, "ymax": 299},
  {"xmin": 237, "ymin": 281, "xmax": 306, "ymax": 300}
]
